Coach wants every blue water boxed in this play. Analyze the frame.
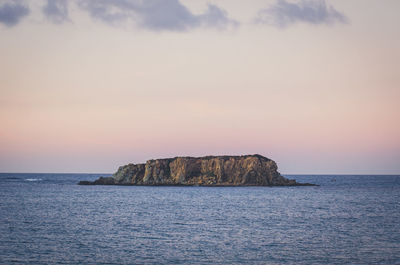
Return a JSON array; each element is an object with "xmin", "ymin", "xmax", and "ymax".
[{"xmin": 0, "ymin": 174, "xmax": 399, "ymax": 264}]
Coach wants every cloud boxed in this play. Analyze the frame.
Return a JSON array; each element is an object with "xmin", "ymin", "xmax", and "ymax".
[
  {"xmin": 255, "ymin": 0, "xmax": 348, "ymax": 28},
  {"xmin": 78, "ymin": 0, "xmax": 238, "ymax": 31},
  {"xmin": 198, "ymin": 4, "xmax": 239, "ymax": 29},
  {"xmin": 0, "ymin": 1, "xmax": 30, "ymax": 27},
  {"xmin": 43, "ymin": 0, "xmax": 69, "ymax": 24}
]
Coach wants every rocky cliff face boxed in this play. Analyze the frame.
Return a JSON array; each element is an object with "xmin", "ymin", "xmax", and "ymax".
[{"xmin": 80, "ymin": 155, "xmax": 314, "ymax": 186}]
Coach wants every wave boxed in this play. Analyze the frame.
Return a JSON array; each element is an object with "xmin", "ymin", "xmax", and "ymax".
[{"xmin": 25, "ymin": 178, "xmax": 43, "ymax": 182}]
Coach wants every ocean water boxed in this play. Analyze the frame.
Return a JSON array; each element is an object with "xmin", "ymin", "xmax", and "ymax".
[{"xmin": 0, "ymin": 174, "xmax": 399, "ymax": 264}]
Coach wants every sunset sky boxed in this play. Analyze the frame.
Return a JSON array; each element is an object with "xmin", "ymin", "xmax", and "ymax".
[{"xmin": 1, "ymin": 0, "xmax": 399, "ymax": 174}]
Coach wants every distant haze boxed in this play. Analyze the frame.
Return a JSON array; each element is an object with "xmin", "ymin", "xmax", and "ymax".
[{"xmin": 1, "ymin": 0, "xmax": 399, "ymax": 174}]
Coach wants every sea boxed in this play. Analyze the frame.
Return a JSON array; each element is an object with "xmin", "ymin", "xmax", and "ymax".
[{"xmin": 0, "ymin": 174, "xmax": 399, "ymax": 264}]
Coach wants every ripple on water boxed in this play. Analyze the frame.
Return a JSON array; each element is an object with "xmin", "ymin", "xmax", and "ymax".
[{"xmin": 0, "ymin": 174, "xmax": 399, "ymax": 264}]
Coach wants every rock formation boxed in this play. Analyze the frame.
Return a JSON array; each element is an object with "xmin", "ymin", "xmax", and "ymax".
[{"xmin": 79, "ymin": 155, "xmax": 315, "ymax": 186}]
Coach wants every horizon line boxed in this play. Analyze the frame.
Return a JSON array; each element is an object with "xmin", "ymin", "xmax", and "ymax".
[{"xmin": 0, "ymin": 172, "xmax": 399, "ymax": 176}]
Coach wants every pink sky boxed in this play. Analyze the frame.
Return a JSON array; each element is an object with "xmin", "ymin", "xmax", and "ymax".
[{"xmin": 0, "ymin": 0, "xmax": 399, "ymax": 173}]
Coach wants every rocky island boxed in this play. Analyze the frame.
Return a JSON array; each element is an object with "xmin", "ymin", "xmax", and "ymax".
[{"xmin": 79, "ymin": 155, "xmax": 315, "ymax": 186}]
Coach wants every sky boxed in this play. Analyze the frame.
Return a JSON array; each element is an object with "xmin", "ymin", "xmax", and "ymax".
[{"xmin": 0, "ymin": 0, "xmax": 399, "ymax": 174}]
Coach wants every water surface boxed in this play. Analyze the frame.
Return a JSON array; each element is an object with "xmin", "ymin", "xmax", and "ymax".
[{"xmin": 0, "ymin": 174, "xmax": 399, "ymax": 264}]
